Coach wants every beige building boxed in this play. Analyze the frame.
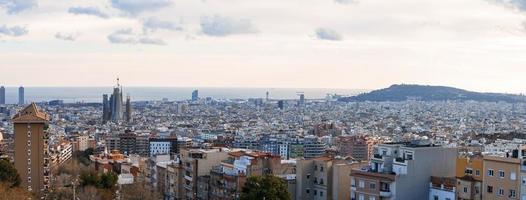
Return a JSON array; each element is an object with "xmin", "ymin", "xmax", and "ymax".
[
  {"xmin": 13, "ymin": 103, "xmax": 51, "ymax": 197},
  {"xmin": 179, "ymin": 148, "xmax": 229, "ymax": 199},
  {"xmin": 296, "ymin": 156, "xmax": 364, "ymax": 200},
  {"xmin": 482, "ymin": 155, "xmax": 520, "ymax": 200}
]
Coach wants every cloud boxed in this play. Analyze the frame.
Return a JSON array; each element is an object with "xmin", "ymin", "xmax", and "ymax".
[
  {"xmin": 110, "ymin": 0, "xmax": 172, "ymax": 15},
  {"xmin": 55, "ymin": 32, "xmax": 78, "ymax": 41},
  {"xmin": 334, "ymin": 0, "xmax": 356, "ymax": 4},
  {"xmin": 200, "ymin": 15, "xmax": 257, "ymax": 37},
  {"xmin": 315, "ymin": 28, "xmax": 343, "ymax": 41},
  {"xmin": 143, "ymin": 17, "xmax": 182, "ymax": 32},
  {"xmin": 68, "ymin": 7, "xmax": 109, "ymax": 19},
  {"xmin": 0, "ymin": 0, "xmax": 37, "ymax": 14},
  {"xmin": 0, "ymin": 25, "xmax": 27, "ymax": 36},
  {"xmin": 107, "ymin": 28, "xmax": 166, "ymax": 45}
]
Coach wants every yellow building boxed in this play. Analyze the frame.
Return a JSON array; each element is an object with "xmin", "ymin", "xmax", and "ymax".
[{"xmin": 456, "ymin": 153, "xmax": 484, "ymax": 200}]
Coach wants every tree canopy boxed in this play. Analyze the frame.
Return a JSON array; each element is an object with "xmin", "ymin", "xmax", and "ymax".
[
  {"xmin": 240, "ymin": 175, "xmax": 291, "ymax": 200},
  {"xmin": 0, "ymin": 159, "xmax": 21, "ymax": 187}
]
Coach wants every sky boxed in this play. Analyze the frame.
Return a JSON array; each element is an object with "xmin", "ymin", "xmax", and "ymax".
[{"xmin": 1, "ymin": 0, "xmax": 526, "ymax": 93}]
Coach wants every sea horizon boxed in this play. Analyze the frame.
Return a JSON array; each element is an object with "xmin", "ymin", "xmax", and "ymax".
[{"xmin": 0, "ymin": 87, "xmax": 367, "ymax": 104}]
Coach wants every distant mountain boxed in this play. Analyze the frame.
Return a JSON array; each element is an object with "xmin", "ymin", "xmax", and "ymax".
[{"xmin": 339, "ymin": 84, "xmax": 526, "ymax": 103}]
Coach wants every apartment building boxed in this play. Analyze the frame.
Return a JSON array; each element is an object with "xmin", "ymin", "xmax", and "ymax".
[
  {"xmin": 179, "ymin": 148, "xmax": 229, "ymax": 199},
  {"xmin": 209, "ymin": 151, "xmax": 282, "ymax": 200},
  {"xmin": 482, "ymin": 154, "xmax": 520, "ymax": 200},
  {"xmin": 12, "ymin": 103, "xmax": 51, "ymax": 197},
  {"xmin": 336, "ymin": 135, "xmax": 378, "ymax": 161},
  {"xmin": 456, "ymin": 153, "xmax": 483, "ymax": 200},
  {"xmin": 350, "ymin": 142, "xmax": 457, "ymax": 200},
  {"xmin": 296, "ymin": 156, "xmax": 363, "ymax": 200},
  {"xmin": 428, "ymin": 176, "xmax": 456, "ymax": 200}
]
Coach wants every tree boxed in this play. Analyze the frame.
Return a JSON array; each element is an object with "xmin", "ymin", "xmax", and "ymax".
[
  {"xmin": 240, "ymin": 175, "xmax": 291, "ymax": 200},
  {"xmin": 0, "ymin": 182, "xmax": 32, "ymax": 200},
  {"xmin": 0, "ymin": 159, "xmax": 21, "ymax": 187}
]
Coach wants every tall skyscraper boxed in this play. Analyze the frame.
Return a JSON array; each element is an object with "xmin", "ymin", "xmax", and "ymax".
[
  {"xmin": 18, "ymin": 86, "xmax": 25, "ymax": 105},
  {"xmin": 299, "ymin": 94, "xmax": 305, "ymax": 106},
  {"xmin": 266, "ymin": 91, "xmax": 269, "ymax": 102},
  {"xmin": 125, "ymin": 95, "xmax": 132, "ymax": 123},
  {"xmin": 0, "ymin": 86, "xmax": 5, "ymax": 105},
  {"xmin": 13, "ymin": 103, "xmax": 51, "ymax": 197},
  {"xmin": 192, "ymin": 90, "xmax": 199, "ymax": 101},
  {"xmin": 102, "ymin": 94, "xmax": 110, "ymax": 123}
]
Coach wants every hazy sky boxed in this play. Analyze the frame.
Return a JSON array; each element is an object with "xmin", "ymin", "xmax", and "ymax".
[{"xmin": 1, "ymin": 0, "xmax": 526, "ymax": 93}]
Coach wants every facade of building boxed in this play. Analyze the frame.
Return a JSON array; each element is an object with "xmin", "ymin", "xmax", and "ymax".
[
  {"xmin": 351, "ymin": 142, "xmax": 457, "ymax": 200},
  {"xmin": 428, "ymin": 176, "xmax": 456, "ymax": 200},
  {"xmin": 0, "ymin": 86, "xmax": 5, "ymax": 105},
  {"xmin": 192, "ymin": 90, "xmax": 199, "ymax": 101},
  {"xmin": 482, "ymin": 155, "xmax": 520, "ymax": 200},
  {"xmin": 178, "ymin": 148, "xmax": 229, "ymax": 199},
  {"xmin": 18, "ymin": 86, "xmax": 24, "ymax": 105},
  {"xmin": 336, "ymin": 135, "xmax": 377, "ymax": 161},
  {"xmin": 456, "ymin": 153, "xmax": 483, "ymax": 200},
  {"xmin": 296, "ymin": 157, "xmax": 362, "ymax": 200},
  {"xmin": 209, "ymin": 151, "xmax": 282, "ymax": 200},
  {"xmin": 13, "ymin": 103, "xmax": 51, "ymax": 197},
  {"xmin": 149, "ymin": 137, "xmax": 178, "ymax": 157}
]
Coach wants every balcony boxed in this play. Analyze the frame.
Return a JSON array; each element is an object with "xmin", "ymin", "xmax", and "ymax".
[
  {"xmin": 373, "ymin": 154, "xmax": 382, "ymax": 159},
  {"xmin": 380, "ymin": 191, "xmax": 392, "ymax": 197},
  {"xmin": 184, "ymin": 175, "xmax": 192, "ymax": 181}
]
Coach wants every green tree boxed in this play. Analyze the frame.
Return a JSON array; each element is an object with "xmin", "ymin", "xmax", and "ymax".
[
  {"xmin": 240, "ymin": 175, "xmax": 291, "ymax": 200},
  {"xmin": 0, "ymin": 159, "xmax": 21, "ymax": 187},
  {"xmin": 99, "ymin": 172, "xmax": 117, "ymax": 189}
]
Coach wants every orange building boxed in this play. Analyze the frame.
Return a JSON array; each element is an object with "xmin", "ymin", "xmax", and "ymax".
[{"xmin": 456, "ymin": 153, "xmax": 484, "ymax": 200}]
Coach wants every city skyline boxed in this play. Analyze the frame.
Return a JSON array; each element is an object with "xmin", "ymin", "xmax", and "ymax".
[{"xmin": 1, "ymin": 0, "xmax": 526, "ymax": 93}]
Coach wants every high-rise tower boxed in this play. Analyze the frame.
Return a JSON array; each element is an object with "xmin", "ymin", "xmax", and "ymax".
[
  {"xmin": 13, "ymin": 103, "xmax": 51, "ymax": 197},
  {"xmin": 18, "ymin": 86, "xmax": 25, "ymax": 105},
  {"xmin": 0, "ymin": 86, "xmax": 5, "ymax": 104},
  {"xmin": 192, "ymin": 90, "xmax": 199, "ymax": 101},
  {"xmin": 110, "ymin": 79, "xmax": 123, "ymax": 121},
  {"xmin": 102, "ymin": 94, "xmax": 110, "ymax": 123},
  {"xmin": 125, "ymin": 95, "xmax": 132, "ymax": 123}
]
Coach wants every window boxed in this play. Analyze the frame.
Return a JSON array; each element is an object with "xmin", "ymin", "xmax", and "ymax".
[
  {"xmin": 499, "ymin": 170, "xmax": 505, "ymax": 178},
  {"xmin": 320, "ymin": 166, "xmax": 324, "ymax": 172},
  {"xmin": 433, "ymin": 195, "xmax": 438, "ymax": 200},
  {"xmin": 445, "ymin": 198, "xmax": 451, "ymax": 200},
  {"xmin": 487, "ymin": 186, "xmax": 493, "ymax": 193},
  {"xmin": 510, "ymin": 189, "xmax": 516, "ymax": 198},
  {"xmin": 359, "ymin": 194, "xmax": 365, "ymax": 200},
  {"xmin": 523, "ymin": 177, "xmax": 526, "ymax": 185},
  {"xmin": 314, "ymin": 165, "xmax": 318, "ymax": 171},
  {"xmin": 369, "ymin": 197, "xmax": 376, "ymax": 200},
  {"xmin": 475, "ymin": 186, "xmax": 480, "ymax": 194},
  {"xmin": 351, "ymin": 178, "xmax": 356, "ymax": 187},
  {"xmin": 497, "ymin": 188, "xmax": 504, "ymax": 196},
  {"xmin": 463, "ymin": 187, "xmax": 468, "ymax": 193},
  {"xmin": 320, "ymin": 191, "xmax": 323, "ymax": 197},
  {"xmin": 359, "ymin": 180, "xmax": 365, "ymax": 188},
  {"xmin": 370, "ymin": 182, "xmax": 376, "ymax": 190},
  {"xmin": 475, "ymin": 170, "xmax": 480, "ymax": 176},
  {"xmin": 314, "ymin": 190, "xmax": 317, "ymax": 195},
  {"xmin": 306, "ymin": 189, "xmax": 309, "ymax": 194},
  {"xmin": 488, "ymin": 169, "xmax": 494, "ymax": 176},
  {"xmin": 465, "ymin": 168, "xmax": 473, "ymax": 175},
  {"xmin": 307, "ymin": 174, "xmax": 310, "ymax": 179},
  {"xmin": 511, "ymin": 172, "xmax": 517, "ymax": 180}
]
